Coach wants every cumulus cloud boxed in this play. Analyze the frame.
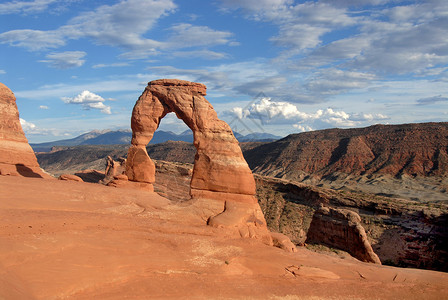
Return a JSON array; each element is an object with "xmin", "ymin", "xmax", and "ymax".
[
  {"xmin": 19, "ymin": 118, "xmax": 37, "ymax": 132},
  {"xmin": 61, "ymin": 90, "xmax": 111, "ymax": 114},
  {"xmin": 19, "ymin": 118, "xmax": 75, "ymax": 138},
  {"xmin": 39, "ymin": 105, "xmax": 49, "ymax": 109},
  {"xmin": 40, "ymin": 51, "xmax": 86, "ymax": 69},
  {"xmin": 229, "ymin": 98, "xmax": 389, "ymax": 131}
]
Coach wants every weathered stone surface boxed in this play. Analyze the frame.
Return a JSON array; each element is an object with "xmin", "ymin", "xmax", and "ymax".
[
  {"xmin": 306, "ymin": 205, "xmax": 381, "ymax": 264},
  {"xmin": 127, "ymin": 79, "xmax": 256, "ymax": 197},
  {"xmin": 58, "ymin": 174, "xmax": 83, "ymax": 182},
  {"xmin": 270, "ymin": 232, "xmax": 298, "ymax": 253},
  {"xmin": 0, "ymin": 82, "xmax": 49, "ymax": 178},
  {"xmin": 103, "ymin": 156, "xmax": 126, "ymax": 184},
  {"xmin": 126, "ymin": 79, "xmax": 284, "ymax": 245}
]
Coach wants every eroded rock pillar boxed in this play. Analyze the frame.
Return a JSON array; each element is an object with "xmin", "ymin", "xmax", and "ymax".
[{"xmin": 0, "ymin": 82, "xmax": 50, "ymax": 178}]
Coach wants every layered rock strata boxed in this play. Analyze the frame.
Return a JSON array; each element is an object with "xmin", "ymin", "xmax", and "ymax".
[
  {"xmin": 126, "ymin": 79, "xmax": 294, "ymax": 249},
  {"xmin": 306, "ymin": 206, "xmax": 381, "ymax": 264},
  {"xmin": 0, "ymin": 82, "xmax": 48, "ymax": 178}
]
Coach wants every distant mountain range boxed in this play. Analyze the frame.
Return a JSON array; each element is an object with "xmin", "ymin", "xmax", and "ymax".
[{"xmin": 30, "ymin": 129, "xmax": 282, "ymax": 152}]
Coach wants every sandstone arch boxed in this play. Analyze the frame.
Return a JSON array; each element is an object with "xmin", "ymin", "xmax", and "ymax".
[
  {"xmin": 125, "ymin": 79, "xmax": 289, "ymax": 246},
  {"xmin": 126, "ymin": 79, "xmax": 257, "ymax": 203}
]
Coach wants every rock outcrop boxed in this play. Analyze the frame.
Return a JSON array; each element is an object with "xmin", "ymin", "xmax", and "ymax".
[
  {"xmin": 306, "ymin": 206, "xmax": 381, "ymax": 264},
  {"xmin": 125, "ymin": 79, "xmax": 291, "ymax": 248},
  {"xmin": 58, "ymin": 174, "xmax": 83, "ymax": 182},
  {"xmin": 127, "ymin": 79, "xmax": 256, "ymax": 198},
  {"xmin": 103, "ymin": 155, "xmax": 126, "ymax": 183},
  {"xmin": 0, "ymin": 82, "xmax": 48, "ymax": 178},
  {"xmin": 245, "ymin": 122, "xmax": 448, "ymax": 179}
]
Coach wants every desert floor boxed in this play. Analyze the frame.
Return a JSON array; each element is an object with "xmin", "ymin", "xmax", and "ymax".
[{"xmin": 1, "ymin": 176, "xmax": 447, "ymax": 299}]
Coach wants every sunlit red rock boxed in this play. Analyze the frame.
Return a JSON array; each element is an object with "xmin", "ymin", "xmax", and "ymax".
[
  {"xmin": 126, "ymin": 79, "xmax": 283, "ymax": 245},
  {"xmin": 0, "ymin": 82, "xmax": 49, "ymax": 178}
]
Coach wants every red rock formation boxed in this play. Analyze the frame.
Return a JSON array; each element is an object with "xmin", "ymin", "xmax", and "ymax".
[
  {"xmin": 306, "ymin": 205, "xmax": 381, "ymax": 264},
  {"xmin": 0, "ymin": 82, "xmax": 49, "ymax": 178},
  {"xmin": 58, "ymin": 174, "xmax": 83, "ymax": 182},
  {"xmin": 127, "ymin": 79, "xmax": 256, "ymax": 197},
  {"xmin": 103, "ymin": 156, "xmax": 126, "ymax": 184},
  {"xmin": 245, "ymin": 122, "xmax": 448, "ymax": 179},
  {"xmin": 126, "ymin": 79, "xmax": 292, "ymax": 248}
]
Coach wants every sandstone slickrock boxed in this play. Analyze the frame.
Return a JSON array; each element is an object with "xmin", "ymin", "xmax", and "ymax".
[
  {"xmin": 126, "ymin": 79, "xmax": 287, "ymax": 247},
  {"xmin": 0, "ymin": 82, "xmax": 49, "ymax": 178},
  {"xmin": 306, "ymin": 205, "xmax": 381, "ymax": 264}
]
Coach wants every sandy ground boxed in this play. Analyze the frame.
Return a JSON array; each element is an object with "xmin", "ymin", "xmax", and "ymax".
[{"xmin": 1, "ymin": 176, "xmax": 447, "ymax": 299}]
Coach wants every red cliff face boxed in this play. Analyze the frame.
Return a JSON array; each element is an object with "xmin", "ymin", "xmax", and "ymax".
[
  {"xmin": 245, "ymin": 123, "xmax": 448, "ymax": 179},
  {"xmin": 0, "ymin": 82, "xmax": 49, "ymax": 178}
]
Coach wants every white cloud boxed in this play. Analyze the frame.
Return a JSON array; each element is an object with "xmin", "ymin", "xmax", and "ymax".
[
  {"xmin": 271, "ymin": 24, "xmax": 331, "ymax": 52},
  {"xmin": 148, "ymin": 64, "xmax": 377, "ymax": 103},
  {"xmin": 219, "ymin": 0, "xmax": 293, "ymax": 12},
  {"xmin": 167, "ymin": 23, "xmax": 234, "ymax": 48},
  {"xmin": 92, "ymin": 62, "xmax": 130, "ymax": 69},
  {"xmin": 66, "ymin": 0, "xmax": 175, "ymax": 49},
  {"xmin": 147, "ymin": 61, "xmax": 280, "ymax": 93},
  {"xmin": 0, "ymin": 0, "xmax": 59, "ymax": 15},
  {"xmin": 0, "ymin": 1, "xmax": 238, "ymax": 60},
  {"xmin": 229, "ymin": 98, "xmax": 389, "ymax": 130},
  {"xmin": 222, "ymin": 1, "xmax": 355, "ymax": 55},
  {"xmin": 39, "ymin": 105, "xmax": 49, "ymax": 109},
  {"xmin": 15, "ymin": 77, "xmax": 145, "ymax": 100},
  {"xmin": 61, "ymin": 90, "xmax": 111, "ymax": 114},
  {"xmin": 0, "ymin": 29, "xmax": 66, "ymax": 50},
  {"xmin": 220, "ymin": 0, "xmax": 448, "ymax": 79},
  {"xmin": 19, "ymin": 117, "xmax": 79, "ymax": 139},
  {"xmin": 19, "ymin": 118, "xmax": 37, "ymax": 131},
  {"xmin": 293, "ymin": 124, "xmax": 313, "ymax": 132},
  {"xmin": 40, "ymin": 51, "xmax": 86, "ymax": 69},
  {"xmin": 0, "ymin": 0, "xmax": 176, "ymax": 52},
  {"xmin": 319, "ymin": 0, "xmax": 389, "ymax": 8},
  {"xmin": 0, "ymin": 70, "xmax": 5, "ymax": 74}
]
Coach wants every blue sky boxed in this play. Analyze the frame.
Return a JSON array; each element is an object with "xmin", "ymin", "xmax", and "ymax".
[{"xmin": 0, "ymin": 0, "xmax": 447, "ymax": 143}]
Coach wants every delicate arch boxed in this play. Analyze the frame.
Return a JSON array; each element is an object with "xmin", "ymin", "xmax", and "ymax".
[{"xmin": 126, "ymin": 79, "xmax": 256, "ymax": 204}]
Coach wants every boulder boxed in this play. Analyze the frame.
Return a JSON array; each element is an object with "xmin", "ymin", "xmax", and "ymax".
[
  {"xmin": 58, "ymin": 174, "xmax": 83, "ymax": 182},
  {"xmin": 0, "ymin": 82, "xmax": 49, "ymax": 178},
  {"xmin": 306, "ymin": 205, "xmax": 381, "ymax": 264},
  {"xmin": 103, "ymin": 156, "xmax": 127, "ymax": 184}
]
